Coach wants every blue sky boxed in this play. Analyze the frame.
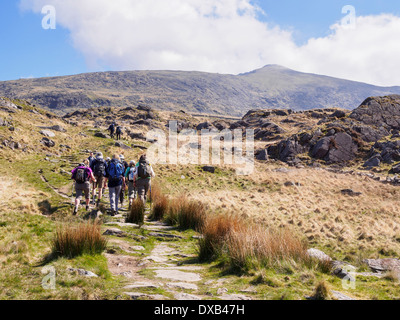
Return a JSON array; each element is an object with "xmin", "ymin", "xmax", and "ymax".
[{"xmin": 1, "ymin": 1, "xmax": 400, "ymax": 86}]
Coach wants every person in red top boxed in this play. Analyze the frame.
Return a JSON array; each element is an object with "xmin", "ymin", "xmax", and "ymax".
[{"xmin": 71, "ymin": 159, "xmax": 96, "ymax": 215}]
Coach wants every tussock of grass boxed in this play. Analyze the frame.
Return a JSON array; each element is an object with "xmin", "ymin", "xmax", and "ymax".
[
  {"xmin": 52, "ymin": 222, "xmax": 107, "ymax": 259},
  {"xmin": 164, "ymin": 195, "xmax": 207, "ymax": 231},
  {"xmin": 198, "ymin": 212, "xmax": 309, "ymax": 273},
  {"xmin": 311, "ymin": 280, "xmax": 333, "ymax": 300},
  {"xmin": 198, "ymin": 214, "xmax": 242, "ymax": 261},
  {"xmin": 126, "ymin": 198, "xmax": 145, "ymax": 225},
  {"xmin": 149, "ymin": 194, "xmax": 169, "ymax": 221}
]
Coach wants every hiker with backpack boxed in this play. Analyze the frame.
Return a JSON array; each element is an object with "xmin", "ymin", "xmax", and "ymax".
[
  {"xmin": 90, "ymin": 152, "xmax": 107, "ymax": 207},
  {"xmin": 119, "ymin": 154, "xmax": 129, "ymax": 206},
  {"xmin": 125, "ymin": 160, "xmax": 137, "ymax": 210},
  {"xmin": 108, "ymin": 123, "xmax": 115, "ymax": 139},
  {"xmin": 71, "ymin": 159, "xmax": 96, "ymax": 215},
  {"xmin": 134, "ymin": 154, "xmax": 155, "ymax": 204},
  {"xmin": 105, "ymin": 154, "xmax": 126, "ymax": 216},
  {"xmin": 116, "ymin": 126, "xmax": 122, "ymax": 140}
]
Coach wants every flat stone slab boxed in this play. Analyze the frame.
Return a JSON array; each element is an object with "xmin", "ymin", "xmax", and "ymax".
[
  {"xmin": 154, "ymin": 269, "xmax": 202, "ymax": 282},
  {"xmin": 124, "ymin": 282, "xmax": 161, "ymax": 290},
  {"xmin": 218, "ymin": 294, "xmax": 252, "ymax": 300},
  {"xmin": 331, "ymin": 290, "xmax": 356, "ymax": 300},
  {"xmin": 144, "ymin": 255, "xmax": 170, "ymax": 263},
  {"xmin": 166, "ymin": 282, "xmax": 198, "ymax": 291},
  {"xmin": 40, "ymin": 130, "xmax": 56, "ymax": 138},
  {"xmin": 105, "ymin": 222, "xmax": 140, "ymax": 228},
  {"xmin": 144, "ymin": 225, "xmax": 176, "ymax": 231},
  {"xmin": 103, "ymin": 228, "xmax": 125, "ymax": 236},
  {"xmin": 363, "ymin": 258, "xmax": 400, "ymax": 272},
  {"xmin": 149, "ymin": 232, "xmax": 184, "ymax": 239},
  {"xmin": 124, "ymin": 292, "xmax": 166, "ymax": 300},
  {"xmin": 174, "ymin": 292, "xmax": 202, "ymax": 300}
]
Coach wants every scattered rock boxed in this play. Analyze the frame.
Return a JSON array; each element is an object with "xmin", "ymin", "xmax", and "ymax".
[
  {"xmin": 115, "ymin": 142, "xmax": 132, "ymax": 149},
  {"xmin": 307, "ymin": 248, "xmax": 332, "ymax": 262},
  {"xmin": 103, "ymin": 228, "xmax": 125, "ymax": 237},
  {"xmin": 94, "ymin": 132, "xmax": 110, "ymax": 139},
  {"xmin": 341, "ymin": 189, "xmax": 362, "ymax": 197},
  {"xmin": 166, "ymin": 282, "xmax": 198, "ymax": 291},
  {"xmin": 40, "ymin": 137, "xmax": 55, "ymax": 148},
  {"xmin": 202, "ymin": 166, "xmax": 215, "ymax": 173},
  {"xmin": 40, "ymin": 130, "xmax": 56, "ymax": 138},
  {"xmin": 148, "ymin": 232, "xmax": 184, "ymax": 240},
  {"xmin": 363, "ymin": 258, "xmax": 400, "ymax": 273},
  {"xmin": 67, "ymin": 268, "xmax": 98, "ymax": 278}
]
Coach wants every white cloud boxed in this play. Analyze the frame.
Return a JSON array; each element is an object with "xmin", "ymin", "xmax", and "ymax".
[{"xmin": 20, "ymin": 0, "xmax": 400, "ymax": 86}]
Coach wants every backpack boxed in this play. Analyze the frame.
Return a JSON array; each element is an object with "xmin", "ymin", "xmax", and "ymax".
[
  {"xmin": 128, "ymin": 167, "xmax": 135, "ymax": 181},
  {"xmin": 75, "ymin": 167, "xmax": 88, "ymax": 184},
  {"xmin": 137, "ymin": 160, "xmax": 151, "ymax": 179},
  {"xmin": 107, "ymin": 161, "xmax": 124, "ymax": 181},
  {"xmin": 93, "ymin": 158, "xmax": 106, "ymax": 177}
]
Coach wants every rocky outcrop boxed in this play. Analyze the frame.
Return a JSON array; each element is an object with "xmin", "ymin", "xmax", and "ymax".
[{"xmin": 350, "ymin": 95, "xmax": 400, "ymax": 130}]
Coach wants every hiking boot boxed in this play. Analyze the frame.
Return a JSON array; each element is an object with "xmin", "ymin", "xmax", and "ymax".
[
  {"xmin": 86, "ymin": 205, "xmax": 89, "ymax": 211},
  {"xmin": 96, "ymin": 199, "xmax": 100, "ymax": 207},
  {"xmin": 73, "ymin": 206, "xmax": 78, "ymax": 215},
  {"xmin": 110, "ymin": 210, "xmax": 116, "ymax": 216}
]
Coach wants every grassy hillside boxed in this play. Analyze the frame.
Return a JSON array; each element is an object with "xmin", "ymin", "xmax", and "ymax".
[{"xmin": 1, "ymin": 97, "xmax": 400, "ymax": 300}]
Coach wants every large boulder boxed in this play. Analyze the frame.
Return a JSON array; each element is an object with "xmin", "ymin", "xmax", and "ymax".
[
  {"xmin": 327, "ymin": 132, "xmax": 358, "ymax": 163},
  {"xmin": 276, "ymin": 137, "xmax": 307, "ymax": 162},
  {"xmin": 312, "ymin": 132, "xmax": 358, "ymax": 163}
]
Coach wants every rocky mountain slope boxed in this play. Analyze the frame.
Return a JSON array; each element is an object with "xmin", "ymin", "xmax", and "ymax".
[
  {"xmin": 2, "ymin": 95, "xmax": 400, "ymax": 301},
  {"xmin": 1, "ymin": 65, "xmax": 400, "ymax": 117}
]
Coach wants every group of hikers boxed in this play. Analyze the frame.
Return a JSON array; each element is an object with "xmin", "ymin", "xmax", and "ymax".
[
  {"xmin": 107, "ymin": 123, "xmax": 123, "ymax": 140},
  {"xmin": 71, "ymin": 152, "xmax": 155, "ymax": 216}
]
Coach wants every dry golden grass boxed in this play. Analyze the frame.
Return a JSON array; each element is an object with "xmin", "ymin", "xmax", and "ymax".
[
  {"xmin": 0, "ymin": 175, "xmax": 49, "ymax": 215},
  {"xmin": 189, "ymin": 165, "xmax": 400, "ymax": 256},
  {"xmin": 198, "ymin": 211, "xmax": 309, "ymax": 272},
  {"xmin": 126, "ymin": 198, "xmax": 145, "ymax": 225},
  {"xmin": 52, "ymin": 222, "xmax": 108, "ymax": 258}
]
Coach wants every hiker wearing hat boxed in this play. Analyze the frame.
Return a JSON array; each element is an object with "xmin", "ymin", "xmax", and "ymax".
[
  {"xmin": 134, "ymin": 154, "xmax": 155, "ymax": 204},
  {"xmin": 90, "ymin": 152, "xmax": 107, "ymax": 207},
  {"xmin": 71, "ymin": 159, "xmax": 96, "ymax": 215},
  {"xmin": 125, "ymin": 160, "xmax": 137, "ymax": 210},
  {"xmin": 105, "ymin": 154, "xmax": 126, "ymax": 216}
]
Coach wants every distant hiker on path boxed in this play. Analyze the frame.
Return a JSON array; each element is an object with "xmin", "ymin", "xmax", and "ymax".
[
  {"xmin": 108, "ymin": 123, "xmax": 115, "ymax": 139},
  {"xmin": 90, "ymin": 152, "xmax": 106, "ymax": 207},
  {"xmin": 71, "ymin": 159, "xmax": 96, "ymax": 215},
  {"xmin": 105, "ymin": 154, "xmax": 125, "ymax": 216},
  {"xmin": 134, "ymin": 154, "xmax": 155, "ymax": 204},
  {"xmin": 116, "ymin": 125, "xmax": 122, "ymax": 140},
  {"xmin": 125, "ymin": 160, "xmax": 137, "ymax": 210}
]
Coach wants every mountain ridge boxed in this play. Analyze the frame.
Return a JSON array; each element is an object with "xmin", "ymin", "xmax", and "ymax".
[{"xmin": 1, "ymin": 65, "xmax": 400, "ymax": 117}]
